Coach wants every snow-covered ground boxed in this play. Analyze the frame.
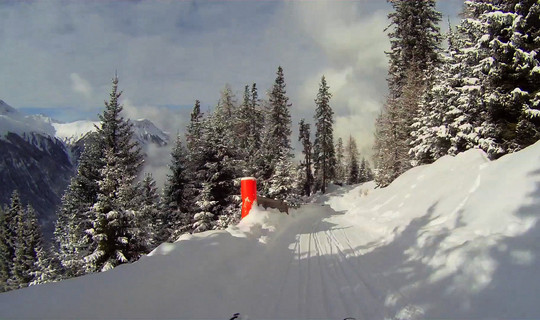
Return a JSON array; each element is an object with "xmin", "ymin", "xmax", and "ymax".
[{"xmin": 1, "ymin": 142, "xmax": 540, "ymax": 319}]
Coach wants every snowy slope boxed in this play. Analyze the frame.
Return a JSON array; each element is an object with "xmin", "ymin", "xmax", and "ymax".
[{"xmin": 1, "ymin": 142, "xmax": 540, "ymax": 319}]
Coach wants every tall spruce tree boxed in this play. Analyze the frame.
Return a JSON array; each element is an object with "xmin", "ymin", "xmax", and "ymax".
[
  {"xmin": 236, "ymin": 84, "xmax": 264, "ymax": 176},
  {"xmin": 184, "ymin": 100, "xmax": 205, "ymax": 222},
  {"xmin": 335, "ymin": 138, "xmax": 346, "ymax": 185},
  {"xmin": 186, "ymin": 100, "xmax": 204, "ymax": 155},
  {"xmin": 137, "ymin": 174, "xmax": 161, "ymax": 248},
  {"xmin": 298, "ymin": 119, "xmax": 314, "ymax": 197},
  {"xmin": 2, "ymin": 191, "xmax": 23, "ymax": 291},
  {"xmin": 162, "ymin": 136, "xmax": 191, "ymax": 241},
  {"xmin": 83, "ymin": 75, "xmax": 145, "ymax": 273},
  {"xmin": 313, "ymin": 76, "xmax": 336, "ymax": 193},
  {"xmin": 346, "ymin": 136, "xmax": 361, "ymax": 185},
  {"xmin": 96, "ymin": 76, "xmax": 143, "ymax": 177},
  {"xmin": 11, "ymin": 205, "xmax": 43, "ymax": 289},
  {"xmin": 85, "ymin": 148, "xmax": 145, "ymax": 272},
  {"xmin": 0, "ymin": 205, "xmax": 9, "ymax": 292},
  {"xmin": 192, "ymin": 88, "xmax": 241, "ymax": 231},
  {"xmin": 374, "ymin": 0, "xmax": 442, "ymax": 187},
  {"xmin": 359, "ymin": 158, "xmax": 374, "ymax": 183},
  {"xmin": 192, "ymin": 115, "xmax": 238, "ymax": 232},
  {"xmin": 237, "ymin": 85, "xmax": 252, "ymax": 152},
  {"xmin": 260, "ymin": 66, "xmax": 295, "ymax": 200},
  {"xmin": 55, "ymin": 132, "xmax": 102, "ymax": 278}
]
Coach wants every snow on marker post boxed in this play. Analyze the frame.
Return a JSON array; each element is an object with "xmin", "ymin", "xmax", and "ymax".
[{"xmin": 241, "ymin": 177, "xmax": 257, "ymax": 219}]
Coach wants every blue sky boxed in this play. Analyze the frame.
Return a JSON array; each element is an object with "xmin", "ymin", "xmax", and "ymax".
[{"xmin": 0, "ymin": 0, "xmax": 463, "ymax": 157}]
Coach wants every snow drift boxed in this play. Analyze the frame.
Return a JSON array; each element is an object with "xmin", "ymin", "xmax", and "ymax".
[{"xmin": 1, "ymin": 142, "xmax": 539, "ymax": 319}]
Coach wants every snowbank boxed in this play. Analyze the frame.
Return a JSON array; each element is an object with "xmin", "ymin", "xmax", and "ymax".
[{"xmin": 1, "ymin": 142, "xmax": 540, "ymax": 319}]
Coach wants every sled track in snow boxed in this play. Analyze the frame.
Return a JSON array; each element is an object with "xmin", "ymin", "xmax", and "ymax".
[
  {"xmin": 273, "ymin": 206, "xmax": 414, "ymax": 320},
  {"xmin": 272, "ymin": 211, "xmax": 388, "ymax": 319}
]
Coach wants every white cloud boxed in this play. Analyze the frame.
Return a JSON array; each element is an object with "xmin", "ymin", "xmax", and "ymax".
[
  {"xmin": 287, "ymin": 1, "xmax": 390, "ymax": 159},
  {"xmin": 70, "ymin": 73, "xmax": 93, "ymax": 99}
]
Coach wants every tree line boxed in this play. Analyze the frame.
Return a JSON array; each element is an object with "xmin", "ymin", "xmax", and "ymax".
[{"xmin": 0, "ymin": 67, "xmax": 371, "ymax": 292}]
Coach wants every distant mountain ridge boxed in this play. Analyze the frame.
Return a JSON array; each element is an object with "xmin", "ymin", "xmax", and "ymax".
[
  {"xmin": 0, "ymin": 100, "xmax": 170, "ymax": 239},
  {"xmin": 53, "ymin": 118, "xmax": 169, "ymax": 147}
]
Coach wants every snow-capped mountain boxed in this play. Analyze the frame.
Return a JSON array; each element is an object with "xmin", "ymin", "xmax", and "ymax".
[
  {"xmin": 0, "ymin": 100, "xmax": 56, "ymax": 138},
  {"xmin": 0, "ymin": 100, "xmax": 170, "ymax": 239},
  {"xmin": 0, "ymin": 100, "xmax": 74, "ymax": 238},
  {"xmin": 131, "ymin": 119, "xmax": 169, "ymax": 147},
  {"xmin": 53, "ymin": 118, "xmax": 169, "ymax": 147},
  {"xmin": 52, "ymin": 120, "xmax": 99, "ymax": 145}
]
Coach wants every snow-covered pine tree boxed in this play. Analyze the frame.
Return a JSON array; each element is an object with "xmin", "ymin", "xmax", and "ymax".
[
  {"xmin": 473, "ymin": 0, "xmax": 540, "ymax": 155},
  {"xmin": 96, "ymin": 75, "xmax": 143, "ymax": 177},
  {"xmin": 268, "ymin": 154, "xmax": 296, "ymax": 203},
  {"xmin": 55, "ymin": 133, "xmax": 102, "ymax": 278},
  {"xmin": 1, "ymin": 191, "xmax": 23, "ymax": 291},
  {"xmin": 85, "ymin": 147, "xmax": 145, "ymax": 272},
  {"xmin": 184, "ymin": 100, "xmax": 205, "ymax": 221},
  {"xmin": 514, "ymin": 0, "xmax": 540, "ymax": 124},
  {"xmin": 411, "ymin": 0, "xmax": 540, "ymax": 162},
  {"xmin": 236, "ymin": 84, "xmax": 264, "ymax": 176},
  {"xmin": 162, "ymin": 136, "xmax": 192, "ymax": 241},
  {"xmin": 411, "ymin": 8, "xmax": 493, "ymax": 163},
  {"xmin": 409, "ymin": 26, "xmax": 460, "ymax": 165},
  {"xmin": 213, "ymin": 86, "xmax": 242, "ymax": 228},
  {"xmin": 334, "ymin": 137, "xmax": 346, "ymax": 185},
  {"xmin": 359, "ymin": 158, "xmax": 374, "ymax": 183},
  {"xmin": 193, "ymin": 182, "xmax": 217, "ymax": 233},
  {"xmin": 313, "ymin": 76, "xmax": 336, "ymax": 193},
  {"xmin": 186, "ymin": 100, "xmax": 204, "ymax": 156},
  {"xmin": 237, "ymin": 85, "xmax": 253, "ymax": 154},
  {"xmin": 298, "ymin": 119, "xmax": 314, "ymax": 197},
  {"xmin": 386, "ymin": 0, "xmax": 442, "ymax": 95},
  {"xmin": 136, "ymin": 173, "xmax": 161, "ymax": 249},
  {"xmin": 0, "ymin": 205, "xmax": 9, "ymax": 292},
  {"xmin": 249, "ymin": 83, "xmax": 265, "ymax": 155},
  {"xmin": 83, "ymin": 75, "xmax": 145, "ymax": 273},
  {"xmin": 192, "ymin": 88, "xmax": 241, "ymax": 231},
  {"xmin": 346, "ymin": 136, "xmax": 361, "ymax": 185},
  {"xmin": 10, "ymin": 205, "xmax": 43, "ymax": 289},
  {"xmin": 30, "ymin": 244, "xmax": 62, "ymax": 286},
  {"xmin": 375, "ymin": 0, "xmax": 442, "ymax": 187},
  {"xmin": 260, "ymin": 66, "xmax": 294, "ymax": 200}
]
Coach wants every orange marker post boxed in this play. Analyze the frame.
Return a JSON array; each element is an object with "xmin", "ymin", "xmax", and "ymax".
[{"xmin": 241, "ymin": 177, "xmax": 257, "ymax": 219}]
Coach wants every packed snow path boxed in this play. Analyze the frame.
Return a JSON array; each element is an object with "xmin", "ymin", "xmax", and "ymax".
[{"xmin": 1, "ymin": 141, "xmax": 540, "ymax": 319}]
